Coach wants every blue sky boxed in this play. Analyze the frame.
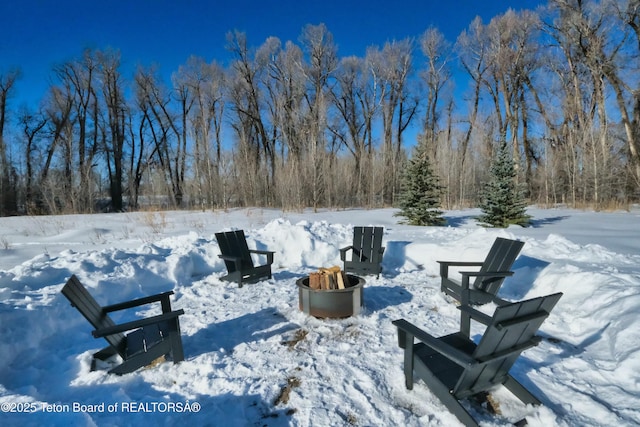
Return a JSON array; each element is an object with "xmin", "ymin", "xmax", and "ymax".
[{"xmin": 1, "ymin": 0, "xmax": 546, "ymax": 109}]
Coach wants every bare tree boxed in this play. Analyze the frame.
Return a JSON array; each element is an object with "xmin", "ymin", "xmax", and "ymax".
[
  {"xmin": 18, "ymin": 108, "xmax": 47, "ymax": 213},
  {"xmin": 544, "ymin": 0, "xmax": 631, "ymax": 206},
  {"xmin": 419, "ymin": 27, "xmax": 453, "ymax": 158},
  {"xmin": 0, "ymin": 69, "xmax": 20, "ymax": 215},
  {"xmin": 329, "ymin": 55, "xmax": 376, "ymax": 205},
  {"xmin": 608, "ymin": 0, "xmax": 640, "ymax": 188},
  {"xmin": 38, "ymin": 85, "xmax": 74, "ymax": 213},
  {"xmin": 298, "ymin": 23, "xmax": 338, "ymax": 210},
  {"xmin": 484, "ymin": 9, "xmax": 542, "ymax": 180},
  {"xmin": 368, "ymin": 38, "xmax": 417, "ymax": 206},
  {"xmin": 97, "ymin": 49, "xmax": 127, "ymax": 211},
  {"xmin": 135, "ymin": 66, "xmax": 187, "ymax": 207},
  {"xmin": 457, "ymin": 17, "xmax": 492, "ymax": 205},
  {"xmin": 174, "ymin": 56, "xmax": 226, "ymax": 209},
  {"xmin": 258, "ymin": 37, "xmax": 309, "ymax": 208},
  {"xmin": 125, "ymin": 107, "xmax": 145, "ymax": 210},
  {"xmin": 53, "ymin": 50, "xmax": 102, "ymax": 212},
  {"xmin": 226, "ymin": 30, "xmax": 276, "ymax": 206},
  {"xmin": 171, "ymin": 66, "xmax": 195, "ymax": 207}
]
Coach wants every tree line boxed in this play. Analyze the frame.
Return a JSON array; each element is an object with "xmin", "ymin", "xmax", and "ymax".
[{"xmin": 0, "ymin": 0, "xmax": 639, "ymax": 217}]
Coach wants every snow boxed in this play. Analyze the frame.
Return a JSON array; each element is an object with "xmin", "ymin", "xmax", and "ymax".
[{"xmin": 0, "ymin": 206, "xmax": 639, "ymax": 426}]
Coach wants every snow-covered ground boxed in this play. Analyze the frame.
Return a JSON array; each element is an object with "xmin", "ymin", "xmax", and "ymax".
[{"xmin": 0, "ymin": 207, "xmax": 639, "ymax": 426}]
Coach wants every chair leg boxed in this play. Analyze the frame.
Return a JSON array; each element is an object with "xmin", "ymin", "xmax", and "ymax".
[
  {"xmin": 109, "ymin": 340, "xmax": 172, "ymax": 375},
  {"xmin": 221, "ymin": 271, "xmax": 243, "ymax": 287},
  {"xmin": 109, "ymin": 359, "xmax": 145, "ymax": 375},
  {"xmin": 503, "ymin": 375, "xmax": 541, "ymax": 406},
  {"xmin": 167, "ymin": 320, "xmax": 185, "ymax": 363},
  {"xmin": 234, "ymin": 271, "xmax": 244, "ymax": 288},
  {"xmin": 413, "ymin": 359, "xmax": 479, "ymax": 427},
  {"xmin": 93, "ymin": 345, "xmax": 118, "ymax": 361},
  {"xmin": 403, "ymin": 346, "xmax": 414, "ymax": 390},
  {"xmin": 436, "ymin": 392, "xmax": 479, "ymax": 427},
  {"xmin": 397, "ymin": 329, "xmax": 415, "ymax": 389},
  {"xmin": 460, "ymin": 310, "xmax": 472, "ymax": 339},
  {"xmin": 441, "ymin": 278, "xmax": 462, "ymax": 302}
]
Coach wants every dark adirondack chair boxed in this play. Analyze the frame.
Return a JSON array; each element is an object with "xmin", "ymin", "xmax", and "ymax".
[
  {"xmin": 437, "ymin": 237, "xmax": 524, "ymax": 305},
  {"xmin": 393, "ymin": 292, "xmax": 562, "ymax": 427},
  {"xmin": 339, "ymin": 226, "xmax": 385, "ymax": 278},
  {"xmin": 215, "ymin": 230, "xmax": 275, "ymax": 287},
  {"xmin": 61, "ymin": 275, "xmax": 185, "ymax": 375}
]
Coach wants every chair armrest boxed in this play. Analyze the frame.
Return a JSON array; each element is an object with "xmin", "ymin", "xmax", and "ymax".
[
  {"xmin": 459, "ymin": 270, "xmax": 514, "ymax": 278},
  {"xmin": 437, "ymin": 260, "xmax": 483, "ymax": 279},
  {"xmin": 102, "ymin": 291, "xmax": 175, "ymax": 313},
  {"xmin": 249, "ymin": 249, "xmax": 274, "ymax": 255},
  {"xmin": 496, "ymin": 311, "xmax": 549, "ymax": 331},
  {"xmin": 458, "ymin": 270, "xmax": 513, "ymax": 291},
  {"xmin": 393, "ymin": 319, "xmax": 475, "ymax": 367},
  {"xmin": 477, "ymin": 336, "xmax": 542, "ymax": 364},
  {"xmin": 339, "ymin": 245, "xmax": 354, "ymax": 260},
  {"xmin": 437, "ymin": 261, "xmax": 484, "ymax": 267},
  {"xmin": 491, "ymin": 295, "xmax": 510, "ymax": 306},
  {"xmin": 460, "ymin": 270, "xmax": 514, "ymax": 297},
  {"xmin": 92, "ymin": 309, "xmax": 185, "ymax": 338},
  {"xmin": 457, "ymin": 305, "xmax": 492, "ymax": 325},
  {"xmin": 249, "ymin": 249, "xmax": 275, "ymax": 265},
  {"xmin": 457, "ymin": 271, "xmax": 514, "ymax": 306},
  {"xmin": 218, "ymin": 254, "xmax": 242, "ymax": 269}
]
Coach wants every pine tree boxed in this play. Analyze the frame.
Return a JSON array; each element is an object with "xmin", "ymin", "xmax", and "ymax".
[
  {"xmin": 395, "ymin": 142, "xmax": 445, "ymax": 226},
  {"xmin": 478, "ymin": 142, "xmax": 531, "ymax": 228}
]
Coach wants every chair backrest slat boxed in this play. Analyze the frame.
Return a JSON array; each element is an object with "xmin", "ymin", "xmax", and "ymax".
[
  {"xmin": 352, "ymin": 226, "xmax": 383, "ymax": 263},
  {"xmin": 61, "ymin": 275, "xmax": 126, "ymax": 354},
  {"xmin": 215, "ymin": 230, "xmax": 254, "ymax": 272},
  {"xmin": 475, "ymin": 238, "xmax": 524, "ymax": 292},
  {"xmin": 453, "ymin": 292, "xmax": 562, "ymax": 396}
]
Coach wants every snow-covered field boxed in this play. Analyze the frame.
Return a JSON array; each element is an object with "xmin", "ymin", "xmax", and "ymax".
[{"xmin": 0, "ymin": 207, "xmax": 639, "ymax": 426}]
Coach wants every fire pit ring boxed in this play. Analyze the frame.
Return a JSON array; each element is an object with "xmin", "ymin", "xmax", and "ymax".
[{"xmin": 296, "ymin": 274, "xmax": 365, "ymax": 318}]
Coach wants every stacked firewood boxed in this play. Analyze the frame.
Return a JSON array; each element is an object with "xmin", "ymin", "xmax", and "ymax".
[{"xmin": 308, "ymin": 266, "xmax": 348, "ymax": 290}]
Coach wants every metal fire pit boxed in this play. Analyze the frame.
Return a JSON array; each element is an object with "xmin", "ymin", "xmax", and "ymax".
[{"xmin": 296, "ymin": 274, "xmax": 365, "ymax": 318}]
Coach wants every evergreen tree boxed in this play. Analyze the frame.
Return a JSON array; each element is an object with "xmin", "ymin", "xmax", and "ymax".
[
  {"xmin": 478, "ymin": 142, "xmax": 531, "ymax": 228},
  {"xmin": 395, "ymin": 142, "xmax": 445, "ymax": 226}
]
